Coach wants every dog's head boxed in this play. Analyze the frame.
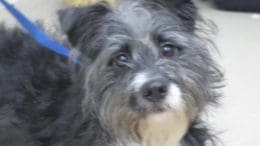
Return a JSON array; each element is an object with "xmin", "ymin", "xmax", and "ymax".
[{"xmin": 59, "ymin": 0, "xmax": 223, "ymax": 145}]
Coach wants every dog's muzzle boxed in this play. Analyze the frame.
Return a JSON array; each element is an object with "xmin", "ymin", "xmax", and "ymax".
[
  {"xmin": 129, "ymin": 72, "xmax": 188, "ymax": 145},
  {"xmin": 130, "ymin": 72, "xmax": 184, "ymax": 110}
]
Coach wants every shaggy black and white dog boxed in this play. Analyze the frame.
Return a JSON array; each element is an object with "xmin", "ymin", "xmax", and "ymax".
[{"xmin": 0, "ymin": 0, "xmax": 223, "ymax": 146}]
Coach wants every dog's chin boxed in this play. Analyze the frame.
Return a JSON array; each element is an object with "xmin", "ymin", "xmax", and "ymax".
[{"xmin": 130, "ymin": 106, "xmax": 189, "ymax": 146}]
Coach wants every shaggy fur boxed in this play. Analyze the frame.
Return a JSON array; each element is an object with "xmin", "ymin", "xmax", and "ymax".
[{"xmin": 0, "ymin": 0, "xmax": 223, "ymax": 146}]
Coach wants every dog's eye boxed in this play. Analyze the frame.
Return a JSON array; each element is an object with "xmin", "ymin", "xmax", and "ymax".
[
  {"xmin": 116, "ymin": 54, "xmax": 129, "ymax": 62},
  {"xmin": 161, "ymin": 44, "xmax": 180, "ymax": 58},
  {"xmin": 113, "ymin": 53, "xmax": 130, "ymax": 67}
]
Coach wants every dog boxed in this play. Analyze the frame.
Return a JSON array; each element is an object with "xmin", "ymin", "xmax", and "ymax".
[{"xmin": 0, "ymin": 0, "xmax": 223, "ymax": 146}]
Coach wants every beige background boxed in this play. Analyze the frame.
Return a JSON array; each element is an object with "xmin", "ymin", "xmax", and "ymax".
[{"xmin": 1, "ymin": 0, "xmax": 260, "ymax": 145}]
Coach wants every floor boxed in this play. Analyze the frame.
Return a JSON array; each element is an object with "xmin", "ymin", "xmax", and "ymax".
[{"xmin": 1, "ymin": 0, "xmax": 260, "ymax": 146}]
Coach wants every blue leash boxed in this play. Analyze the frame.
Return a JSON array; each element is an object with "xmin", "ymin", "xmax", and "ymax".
[{"xmin": 0, "ymin": 0, "xmax": 79, "ymax": 64}]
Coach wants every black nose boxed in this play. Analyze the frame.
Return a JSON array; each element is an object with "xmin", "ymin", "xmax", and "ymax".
[{"xmin": 141, "ymin": 80, "xmax": 168, "ymax": 102}]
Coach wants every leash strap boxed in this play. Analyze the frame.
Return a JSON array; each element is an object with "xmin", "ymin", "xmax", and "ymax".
[{"xmin": 0, "ymin": 0, "xmax": 79, "ymax": 63}]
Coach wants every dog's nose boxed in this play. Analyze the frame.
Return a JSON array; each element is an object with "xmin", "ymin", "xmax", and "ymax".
[{"xmin": 141, "ymin": 80, "xmax": 168, "ymax": 102}]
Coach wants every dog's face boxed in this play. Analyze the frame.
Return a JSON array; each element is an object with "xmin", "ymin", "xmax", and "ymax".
[{"xmin": 60, "ymin": 0, "xmax": 222, "ymax": 145}]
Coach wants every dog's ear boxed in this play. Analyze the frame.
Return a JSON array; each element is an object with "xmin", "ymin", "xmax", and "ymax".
[
  {"xmin": 58, "ymin": 3, "xmax": 111, "ymax": 46},
  {"xmin": 155, "ymin": 0, "xmax": 198, "ymax": 30}
]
